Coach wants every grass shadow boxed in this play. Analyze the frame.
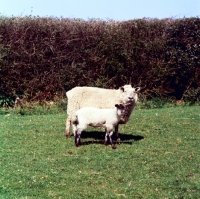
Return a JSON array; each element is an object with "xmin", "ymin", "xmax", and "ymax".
[{"xmin": 80, "ymin": 131, "xmax": 144, "ymax": 145}]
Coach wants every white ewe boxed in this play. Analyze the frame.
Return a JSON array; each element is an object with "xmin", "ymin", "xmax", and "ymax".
[
  {"xmin": 66, "ymin": 85, "xmax": 140, "ymax": 140},
  {"xmin": 71, "ymin": 104, "xmax": 126, "ymax": 149}
]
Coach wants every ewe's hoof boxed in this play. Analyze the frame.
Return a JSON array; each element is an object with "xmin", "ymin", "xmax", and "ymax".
[
  {"xmin": 117, "ymin": 138, "xmax": 121, "ymax": 144},
  {"xmin": 112, "ymin": 145, "xmax": 116, "ymax": 149},
  {"xmin": 65, "ymin": 134, "xmax": 71, "ymax": 138}
]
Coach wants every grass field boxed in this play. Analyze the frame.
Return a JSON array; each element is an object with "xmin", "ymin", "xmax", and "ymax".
[{"xmin": 0, "ymin": 105, "xmax": 200, "ymax": 198}]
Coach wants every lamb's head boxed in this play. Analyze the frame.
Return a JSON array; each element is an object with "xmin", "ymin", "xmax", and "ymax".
[
  {"xmin": 119, "ymin": 85, "xmax": 140, "ymax": 104},
  {"xmin": 115, "ymin": 104, "xmax": 126, "ymax": 117}
]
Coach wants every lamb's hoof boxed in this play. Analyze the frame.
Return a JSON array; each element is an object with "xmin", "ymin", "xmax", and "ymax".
[
  {"xmin": 75, "ymin": 143, "xmax": 80, "ymax": 147},
  {"xmin": 112, "ymin": 145, "xmax": 116, "ymax": 149},
  {"xmin": 75, "ymin": 139, "xmax": 81, "ymax": 147}
]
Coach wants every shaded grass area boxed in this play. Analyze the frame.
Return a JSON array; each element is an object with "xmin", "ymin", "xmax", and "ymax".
[{"xmin": 0, "ymin": 106, "xmax": 200, "ymax": 198}]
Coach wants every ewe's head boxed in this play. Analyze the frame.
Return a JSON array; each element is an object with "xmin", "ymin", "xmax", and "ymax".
[{"xmin": 119, "ymin": 85, "xmax": 140, "ymax": 104}]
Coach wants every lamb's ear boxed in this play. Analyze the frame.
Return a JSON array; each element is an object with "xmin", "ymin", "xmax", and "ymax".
[
  {"xmin": 121, "ymin": 104, "xmax": 125, "ymax": 109},
  {"xmin": 135, "ymin": 87, "xmax": 140, "ymax": 93},
  {"xmin": 115, "ymin": 104, "xmax": 119, "ymax": 108},
  {"xmin": 119, "ymin": 86, "xmax": 125, "ymax": 92}
]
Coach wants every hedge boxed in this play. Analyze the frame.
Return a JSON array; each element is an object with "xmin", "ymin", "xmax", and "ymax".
[{"xmin": 0, "ymin": 16, "xmax": 199, "ymax": 106}]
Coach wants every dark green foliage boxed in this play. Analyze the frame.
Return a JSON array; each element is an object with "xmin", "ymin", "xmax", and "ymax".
[
  {"xmin": 0, "ymin": 93, "xmax": 15, "ymax": 107},
  {"xmin": 163, "ymin": 18, "xmax": 200, "ymax": 99},
  {"xmin": 0, "ymin": 16, "xmax": 199, "ymax": 106}
]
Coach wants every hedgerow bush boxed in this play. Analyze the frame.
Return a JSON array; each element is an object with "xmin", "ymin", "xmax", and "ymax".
[{"xmin": 0, "ymin": 16, "xmax": 199, "ymax": 106}]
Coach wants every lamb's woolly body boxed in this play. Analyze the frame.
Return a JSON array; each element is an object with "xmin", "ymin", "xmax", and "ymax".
[
  {"xmin": 66, "ymin": 85, "xmax": 140, "ymax": 137},
  {"xmin": 72, "ymin": 106, "xmax": 121, "ymax": 130},
  {"xmin": 72, "ymin": 104, "xmax": 126, "ymax": 149}
]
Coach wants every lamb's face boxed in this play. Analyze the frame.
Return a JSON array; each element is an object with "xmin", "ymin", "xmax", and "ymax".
[
  {"xmin": 115, "ymin": 104, "xmax": 126, "ymax": 116},
  {"xmin": 120, "ymin": 85, "xmax": 140, "ymax": 104}
]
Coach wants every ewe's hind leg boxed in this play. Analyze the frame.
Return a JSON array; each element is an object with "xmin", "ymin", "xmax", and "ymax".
[
  {"xmin": 72, "ymin": 123, "xmax": 77, "ymax": 138},
  {"xmin": 65, "ymin": 117, "xmax": 71, "ymax": 138}
]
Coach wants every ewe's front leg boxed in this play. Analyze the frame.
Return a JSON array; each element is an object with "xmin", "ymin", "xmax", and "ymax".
[{"xmin": 114, "ymin": 124, "xmax": 121, "ymax": 143}]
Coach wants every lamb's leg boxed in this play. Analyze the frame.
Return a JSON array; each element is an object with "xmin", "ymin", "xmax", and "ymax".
[
  {"xmin": 109, "ymin": 131, "xmax": 116, "ymax": 149},
  {"xmin": 75, "ymin": 129, "xmax": 81, "ymax": 147},
  {"xmin": 105, "ymin": 129, "xmax": 116, "ymax": 149},
  {"xmin": 104, "ymin": 131, "xmax": 109, "ymax": 145},
  {"xmin": 65, "ymin": 117, "xmax": 71, "ymax": 138}
]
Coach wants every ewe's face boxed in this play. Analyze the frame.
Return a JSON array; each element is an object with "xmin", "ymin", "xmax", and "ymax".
[{"xmin": 120, "ymin": 85, "xmax": 140, "ymax": 104}]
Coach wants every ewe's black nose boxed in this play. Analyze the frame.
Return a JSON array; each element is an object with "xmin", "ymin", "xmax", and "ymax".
[{"xmin": 129, "ymin": 97, "xmax": 133, "ymax": 100}]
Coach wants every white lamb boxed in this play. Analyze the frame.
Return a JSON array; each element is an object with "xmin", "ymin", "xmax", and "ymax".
[
  {"xmin": 66, "ymin": 85, "xmax": 140, "ymax": 140},
  {"xmin": 71, "ymin": 104, "xmax": 126, "ymax": 149}
]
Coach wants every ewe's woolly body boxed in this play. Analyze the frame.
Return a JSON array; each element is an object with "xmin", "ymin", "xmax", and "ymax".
[{"xmin": 67, "ymin": 87, "xmax": 122, "ymax": 115}]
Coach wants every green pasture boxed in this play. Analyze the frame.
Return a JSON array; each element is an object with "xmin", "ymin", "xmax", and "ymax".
[{"xmin": 0, "ymin": 105, "xmax": 199, "ymax": 198}]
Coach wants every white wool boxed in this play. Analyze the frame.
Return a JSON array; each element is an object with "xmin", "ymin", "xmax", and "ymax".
[{"xmin": 72, "ymin": 106, "xmax": 123, "ymax": 131}]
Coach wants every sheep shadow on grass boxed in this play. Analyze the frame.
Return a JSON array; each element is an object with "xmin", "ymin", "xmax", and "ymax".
[{"xmin": 80, "ymin": 130, "xmax": 144, "ymax": 146}]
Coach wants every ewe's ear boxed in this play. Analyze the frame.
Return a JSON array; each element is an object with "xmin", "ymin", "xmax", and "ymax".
[
  {"xmin": 115, "ymin": 104, "xmax": 119, "ymax": 108},
  {"xmin": 119, "ymin": 86, "xmax": 125, "ymax": 92},
  {"xmin": 135, "ymin": 87, "xmax": 140, "ymax": 93}
]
